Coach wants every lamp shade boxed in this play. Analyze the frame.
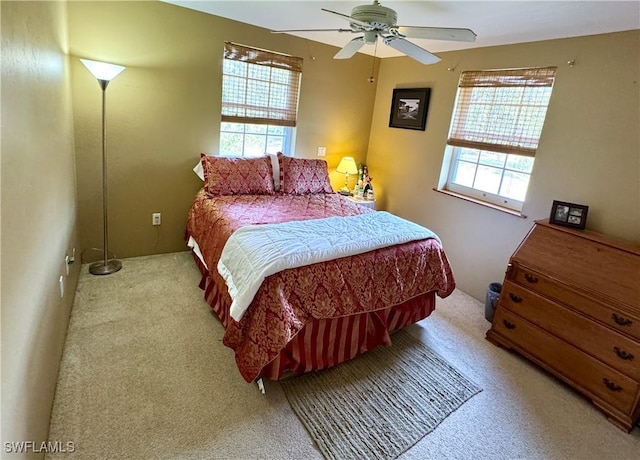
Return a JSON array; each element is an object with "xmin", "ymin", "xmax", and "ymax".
[
  {"xmin": 336, "ymin": 156, "xmax": 358, "ymax": 175},
  {"xmin": 80, "ymin": 59, "xmax": 125, "ymax": 81}
]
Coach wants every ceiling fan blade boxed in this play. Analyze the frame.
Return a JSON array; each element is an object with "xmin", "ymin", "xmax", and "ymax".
[
  {"xmin": 395, "ymin": 26, "xmax": 477, "ymax": 42},
  {"xmin": 272, "ymin": 28, "xmax": 354, "ymax": 34},
  {"xmin": 334, "ymin": 37, "xmax": 366, "ymax": 60},
  {"xmin": 321, "ymin": 8, "xmax": 373, "ymax": 30},
  {"xmin": 383, "ymin": 36, "xmax": 440, "ymax": 65}
]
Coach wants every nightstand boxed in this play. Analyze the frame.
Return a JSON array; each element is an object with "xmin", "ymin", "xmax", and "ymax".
[{"xmin": 347, "ymin": 196, "xmax": 376, "ymax": 210}]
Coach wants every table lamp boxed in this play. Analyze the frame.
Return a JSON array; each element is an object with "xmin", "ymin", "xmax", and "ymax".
[{"xmin": 336, "ymin": 156, "xmax": 358, "ymax": 193}]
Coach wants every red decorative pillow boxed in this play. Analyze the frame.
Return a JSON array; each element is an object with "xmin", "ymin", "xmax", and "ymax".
[
  {"xmin": 277, "ymin": 152, "xmax": 334, "ymax": 195},
  {"xmin": 201, "ymin": 154, "xmax": 275, "ymax": 195}
]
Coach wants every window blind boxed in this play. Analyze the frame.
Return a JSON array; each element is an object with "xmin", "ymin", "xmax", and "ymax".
[
  {"xmin": 447, "ymin": 67, "xmax": 557, "ymax": 157},
  {"xmin": 222, "ymin": 42, "xmax": 303, "ymax": 127}
]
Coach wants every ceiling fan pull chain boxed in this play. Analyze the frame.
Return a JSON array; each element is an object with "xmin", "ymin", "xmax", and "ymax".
[{"xmin": 369, "ymin": 39, "xmax": 379, "ymax": 83}]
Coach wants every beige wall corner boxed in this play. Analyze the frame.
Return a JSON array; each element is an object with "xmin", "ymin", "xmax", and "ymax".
[
  {"xmin": 68, "ymin": 0, "xmax": 378, "ymax": 259},
  {"xmin": 1, "ymin": 1, "xmax": 80, "ymax": 456},
  {"xmin": 367, "ymin": 30, "xmax": 640, "ymax": 301}
]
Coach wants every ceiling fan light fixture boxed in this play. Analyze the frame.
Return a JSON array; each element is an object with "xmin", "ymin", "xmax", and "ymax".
[{"xmin": 363, "ymin": 30, "xmax": 378, "ymax": 45}]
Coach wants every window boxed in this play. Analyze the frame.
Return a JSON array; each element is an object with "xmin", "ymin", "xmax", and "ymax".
[
  {"xmin": 442, "ymin": 67, "xmax": 556, "ymax": 211},
  {"xmin": 220, "ymin": 42, "xmax": 302, "ymax": 157},
  {"xmin": 220, "ymin": 122, "xmax": 291, "ymax": 157}
]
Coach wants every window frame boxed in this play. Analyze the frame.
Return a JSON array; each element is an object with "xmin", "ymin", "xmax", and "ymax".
[
  {"xmin": 219, "ymin": 122, "xmax": 292, "ymax": 158},
  {"xmin": 445, "ymin": 146, "xmax": 533, "ymax": 211},
  {"xmin": 440, "ymin": 67, "xmax": 556, "ymax": 212},
  {"xmin": 219, "ymin": 42, "xmax": 302, "ymax": 157}
]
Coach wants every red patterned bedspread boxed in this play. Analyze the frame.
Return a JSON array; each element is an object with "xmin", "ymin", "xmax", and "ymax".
[{"xmin": 186, "ymin": 189, "xmax": 456, "ymax": 381}]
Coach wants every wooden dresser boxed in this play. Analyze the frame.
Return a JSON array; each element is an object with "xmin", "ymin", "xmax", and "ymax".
[{"xmin": 486, "ymin": 219, "xmax": 640, "ymax": 432}]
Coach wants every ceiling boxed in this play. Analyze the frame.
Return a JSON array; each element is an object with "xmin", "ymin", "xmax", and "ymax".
[{"xmin": 161, "ymin": 1, "xmax": 640, "ymax": 59}]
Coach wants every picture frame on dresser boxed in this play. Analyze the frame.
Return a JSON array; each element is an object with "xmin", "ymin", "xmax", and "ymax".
[{"xmin": 549, "ymin": 200, "xmax": 589, "ymax": 229}]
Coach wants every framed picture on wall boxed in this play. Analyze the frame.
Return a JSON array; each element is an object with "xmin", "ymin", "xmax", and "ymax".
[
  {"xmin": 388, "ymin": 88, "xmax": 431, "ymax": 131},
  {"xmin": 549, "ymin": 200, "xmax": 589, "ymax": 229}
]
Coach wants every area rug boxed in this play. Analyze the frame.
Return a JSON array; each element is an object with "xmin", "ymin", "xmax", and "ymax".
[{"xmin": 280, "ymin": 330, "xmax": 482, "ymax": 460}]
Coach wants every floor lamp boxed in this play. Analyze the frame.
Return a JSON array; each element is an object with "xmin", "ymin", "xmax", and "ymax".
[{"xmin": 81, "ymin": 58, "xmax": 125, "ymax": 275}]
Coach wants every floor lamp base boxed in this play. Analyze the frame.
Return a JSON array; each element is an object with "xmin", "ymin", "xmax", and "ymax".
[{"xmin": 89, "ymin": 259, "xmax": 122, "ymax": 275}]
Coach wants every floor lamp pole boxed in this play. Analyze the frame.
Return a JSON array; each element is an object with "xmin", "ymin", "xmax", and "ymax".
[
  {"xmin": 81, "ymin": 58, "xmax": 125, "ymax": 276},
  {"xmin": 89, "ymin": 80, "xmax": 122, "ymax": 275}
]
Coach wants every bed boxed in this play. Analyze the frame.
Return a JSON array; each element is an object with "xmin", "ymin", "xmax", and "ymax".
[{"xmin": 186, "ymin": 153, "xmax": 456, "ymax": 382}]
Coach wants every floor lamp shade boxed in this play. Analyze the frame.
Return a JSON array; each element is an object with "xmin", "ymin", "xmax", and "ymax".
[
  {"xmin": 81, "ymin": 58, "xmax": 125, "ymax": 275},
  {"xmin": 80, "ymin": 59, "xmax": 125, "ymax": 81}
]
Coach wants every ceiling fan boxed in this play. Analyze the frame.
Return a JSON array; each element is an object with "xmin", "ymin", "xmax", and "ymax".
[{"xmin": 272, "ymin": 0, "xmax": 477, "ymax": 65}]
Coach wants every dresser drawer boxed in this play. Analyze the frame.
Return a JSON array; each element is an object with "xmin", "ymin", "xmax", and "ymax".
[
  {"xmin": 500, "ymin": 281, "xmax": 640, "ymax": 381},
  {"xmin": 492, "ymin": 308, "xmax": 639, "ymax": 415},
  {"xmin": 510, "ymin": 264, "xmax": 640, "ymax": 341}
]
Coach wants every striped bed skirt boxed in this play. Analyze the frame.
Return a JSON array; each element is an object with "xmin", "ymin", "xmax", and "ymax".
[{"xmin": 191, "ymin": 251, "xmax": 436, "ymax": 381}]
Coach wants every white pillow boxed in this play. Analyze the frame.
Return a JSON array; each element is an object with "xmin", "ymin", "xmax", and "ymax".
[
  {"xmin": 193, "ymin": 160, "xmax": 204, "ymax": 181},
  {"xmin": 267, "ymin": 153, "xmax": 280, "ymax": 191},
  {"xmin": 194, "ymin": 153, "xmax": 280, "ymax": 191}
]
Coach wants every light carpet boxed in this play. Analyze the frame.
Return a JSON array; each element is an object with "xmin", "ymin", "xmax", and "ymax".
[
  {"xmin": 281, "ymin": 330, "xmax": 481, "ymax": 460},
  {"xmin": 47, "ymin": 252, "xmax": 640, "ymax": 459}
]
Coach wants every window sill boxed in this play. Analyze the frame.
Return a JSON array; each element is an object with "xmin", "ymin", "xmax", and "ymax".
[{"xmin": 433, "ymin": 188, "xmax": 527, "ymax": 218}]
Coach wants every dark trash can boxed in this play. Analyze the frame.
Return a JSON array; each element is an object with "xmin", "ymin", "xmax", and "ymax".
[{"xmin": 485, "ymin": 282, "xmax": 502, "ymax": 322}]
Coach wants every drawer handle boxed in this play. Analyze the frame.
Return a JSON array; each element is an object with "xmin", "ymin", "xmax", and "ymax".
[
  {"xmin": 602, "ymin": 378, "xmax": 623, "ymax": 392},
  {"xmin": 611, "ymin": 313, "xmax": 633, "ymax": 327},
  {"xmin": 502, "ymin": 320, "xmax": 516, "ymax": 330},
  {"xmin": 613, "ymin": 347, "xmax": 634, "ymax": 361},
  {"xmin": 523, "ymin": 273, "xmax": 538, "ymax": 284},
  {"xmin": 509, "ymin": 293, "xmax": 523, "ymax": 304}
]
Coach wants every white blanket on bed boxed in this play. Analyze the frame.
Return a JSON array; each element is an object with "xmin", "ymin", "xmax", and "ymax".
[{"xmin": 217, "ymin": 211, "xmax": 440, "ymax": 321}]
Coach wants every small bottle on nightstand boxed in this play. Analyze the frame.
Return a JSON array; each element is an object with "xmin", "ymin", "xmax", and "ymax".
[{"xmin": 363, "ymin": 181, "xmax": 373, "ymax": 200}]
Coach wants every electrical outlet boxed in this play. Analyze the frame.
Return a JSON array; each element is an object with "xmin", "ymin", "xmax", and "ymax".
[
  {"xmin": 64, "ymin": 248, "xmax": 76, "ymax": 264},
  {"xmin": 59, "ymin": 276, "xmax": 64, "ymax": 298},
  {"xmin": 316, "ymin": 146, "xmax": 326, "ymax": 157},
  {"xmin": 152, "ymin": 212, "xmax": 161, "ymax": 226}
]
